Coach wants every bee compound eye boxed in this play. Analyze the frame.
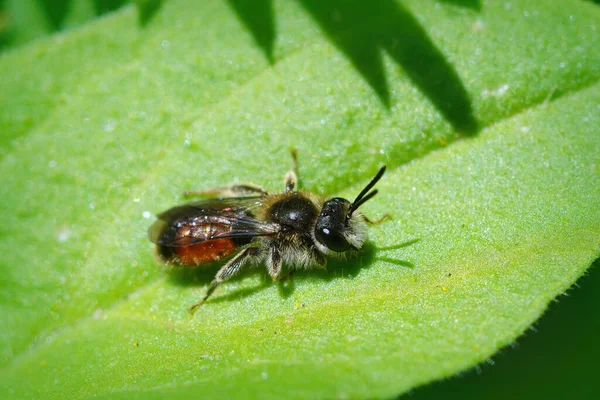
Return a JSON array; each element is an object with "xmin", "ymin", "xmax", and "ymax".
[{"xmin": 315, "ymin": 226, "xmax": 350, "ymax": 252}]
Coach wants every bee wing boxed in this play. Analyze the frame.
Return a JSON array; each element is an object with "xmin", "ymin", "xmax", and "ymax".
[
  {"xmin": 155, "ymin": 196, "xmax": 264, "ymax": 219},
  {"xmin": 148, "ymin": 196, "xmax": 279, "ymax": 247}
]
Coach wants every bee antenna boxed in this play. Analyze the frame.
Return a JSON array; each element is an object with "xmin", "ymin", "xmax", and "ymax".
[{"xmin": 348, "ymin": 166, "xmax": 386, "ymax": 216}]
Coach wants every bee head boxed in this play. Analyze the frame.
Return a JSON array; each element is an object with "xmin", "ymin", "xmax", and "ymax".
[{"xmin": 314, "ymin": 166, "xmax": 386, "ymax": 253}]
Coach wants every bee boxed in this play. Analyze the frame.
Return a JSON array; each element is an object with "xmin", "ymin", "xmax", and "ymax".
[{"xmin": 148, "ymin": 152, "xmax": 387, "ymax": 312}]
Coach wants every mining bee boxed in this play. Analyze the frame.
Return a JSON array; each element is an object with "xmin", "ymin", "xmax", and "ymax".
[{"xmin": 148, "ymin": 152, "xmax": 387, "ymax": 312}]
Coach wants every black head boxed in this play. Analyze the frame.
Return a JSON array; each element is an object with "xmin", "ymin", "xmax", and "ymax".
[{"xmin": 314, "ymin": 166, "xmax": 386, "ymax": 252}]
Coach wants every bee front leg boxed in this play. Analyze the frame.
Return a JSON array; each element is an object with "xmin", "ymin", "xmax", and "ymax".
[
  {"xmin": 184, "ymin": 183, "xmax": 267, "ymax": 198},
  {"xmin": 363, "ymin": 214, "xmax": 392, "ymax": 225},
  {"xmin": 189, "ymin": 247, "xmax": 254, "ymax": 313}
]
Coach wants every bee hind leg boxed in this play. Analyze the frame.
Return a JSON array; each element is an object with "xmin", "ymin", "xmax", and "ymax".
[
  {"xmin": 284, "ymin": 148, "xmax": 299, "ymax": 192},
  {"xmin": 189, "ymin": 247, "xmax": 255, "ymax": 313},
  {"xmin": 183, "ymin": 183, "xmax": 267, "ymax": 198}
]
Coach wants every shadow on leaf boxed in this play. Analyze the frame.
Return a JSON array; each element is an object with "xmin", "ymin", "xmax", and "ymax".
[
  {"xmin": 35, "ymin": 0, "xmax": 71, "ymax": 30},
  {"xmin": 91, "ymin": 0, "xmax": 128, "ymax": 16},
  {"xmin": 298, "ymin": 0, "xmax": 479, "ymax": 134},
  {"xmin": 315, "ymin": 238, "xmax": 418, "ymax": 281},
  {"xmin": 24, "ymin": 0, "xmax": 161, "ymax": 36},
  {"xmin": 227, "ymin": 0, "xmax": 275, "ymax": 64},
  {"xmin": 228, "ymin": 0, "xmax": 479, "ymax": 134},
  {"xmin": 135, "ymin": 0, "xmax": 163, "ymax": 27},
  {"xmin": 167, "ymin": 237, "xmax": 418, "ymax": 305},
  {"xmin": 438, "ymin": 0, "xmax": 481, "ymax": 11}
]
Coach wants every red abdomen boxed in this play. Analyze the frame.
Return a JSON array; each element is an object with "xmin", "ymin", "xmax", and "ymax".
[
  {"xmin": 148, "ymin": 201, "xmax": 256, "ymax": 267},
  {"xmin": 174, "ymin": 238, "xmax": 237, "ymax": 265},
  {"xmin": 150, "ymin": 216, "xmax": 250, "ymax": 266}
]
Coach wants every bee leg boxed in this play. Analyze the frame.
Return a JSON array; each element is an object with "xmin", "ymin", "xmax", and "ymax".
[
  {"xmin": 363, "ymin": 214, "xmax": 392, "ymax": 225},
  {"xmin": 189, "ymin": 247, "xmax": 254, "ymax": 313},
  {"xmin": 183, "ymin": 183, "xmax": 267, "ymax": 198},
  {"xmin": 284, "ymin": 148, "xmax": 299, "ymax": 192},
  {"xmin": 267, "ymin": 245, "xmax": 283, "ymax": 280},
  {"xmin": 314, "ymin": 251, "xmax": 327, "ymax": 269}
]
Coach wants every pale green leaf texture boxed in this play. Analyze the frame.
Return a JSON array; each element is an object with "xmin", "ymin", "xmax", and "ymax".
[{"xmin": 1, "ymin": 0, "xmax": 599, "ymax": 399}]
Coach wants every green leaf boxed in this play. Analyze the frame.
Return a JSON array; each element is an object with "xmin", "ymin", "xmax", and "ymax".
[{"xmin": 0, "ymin": 0, "xmax": 599, "ymax": 398}]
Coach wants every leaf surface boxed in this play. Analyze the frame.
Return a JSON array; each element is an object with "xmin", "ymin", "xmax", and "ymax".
[{"xmin": 0, "ymin": 0, "xmax": 599, "ymax": 398}]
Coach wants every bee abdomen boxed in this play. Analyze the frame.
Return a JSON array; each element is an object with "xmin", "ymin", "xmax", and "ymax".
[
  {"xmin": 157, "ymin": 239, "xmax": 237, "ymax": 266},
  {"xmin": 155, "ymin": 218, "xmax": 251, "ymax": 266}
]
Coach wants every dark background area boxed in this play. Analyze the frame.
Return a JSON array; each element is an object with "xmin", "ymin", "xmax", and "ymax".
[{"xmin": 407, "ymin": 257, "xmax": 600, "ymax": 400}]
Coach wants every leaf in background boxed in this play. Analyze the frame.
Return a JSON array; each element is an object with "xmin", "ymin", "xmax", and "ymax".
[
  {"xmin": 0, "ymin": 0, "xmax": 131, "ymax": 51},
  {"xmin": 0, "ymin": 0, "xmax": 599, "ymax": 398}
]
